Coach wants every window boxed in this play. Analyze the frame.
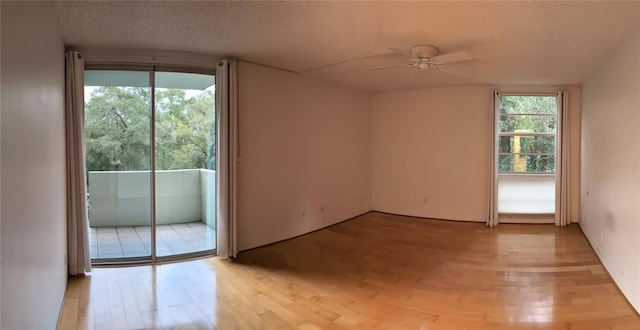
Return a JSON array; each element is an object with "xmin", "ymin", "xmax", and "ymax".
[{"xmin": 498, "ymin": 95, "xmax": 557, "ymax": 174}]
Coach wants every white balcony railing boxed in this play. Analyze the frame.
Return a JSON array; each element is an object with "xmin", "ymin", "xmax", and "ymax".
[
  {"xmin": 497, "ymin": 174, "xmax": 555, "ymax": 214},
  {"xmin": 88, "ymin": 169, "xmax": 216, "ymax": 227}
]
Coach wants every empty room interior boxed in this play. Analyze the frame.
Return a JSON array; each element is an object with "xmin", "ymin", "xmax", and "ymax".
[{"xmin": 2, "ymin": 1, "xmax": 640, "ymax": 329}]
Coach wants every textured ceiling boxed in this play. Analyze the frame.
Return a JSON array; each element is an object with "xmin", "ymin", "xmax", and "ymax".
[{"xmin": 54, "ymin": 1, "xmax": 640, "ymax": 92}]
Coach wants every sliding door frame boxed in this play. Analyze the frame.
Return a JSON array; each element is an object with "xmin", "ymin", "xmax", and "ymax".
[
  {"xmin": 85, "ymin": 62, "xmax": 218, "ymax": 265},
  {"xmin": 149, "ymin": 70, "xmax": 157, "ymax": 262},
  {"xmin": 492, "ymin": 92, "xmax": 560, "ymax": 224}
]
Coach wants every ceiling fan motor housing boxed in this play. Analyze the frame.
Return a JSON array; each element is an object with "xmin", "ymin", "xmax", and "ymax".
[{"xmin": 411, "ymin": 44, "xmax": 439, "ymax": 59}]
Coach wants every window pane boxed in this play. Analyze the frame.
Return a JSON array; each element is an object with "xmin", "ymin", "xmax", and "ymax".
[
  {"xmin": 519, "ymin": 136, "xmax": 555, "ymax": 154},
  {"xmin": 499, "ymin": 155, "xmax": 514, "ymax": 172},
  {"xmin": 84, "ymin": 71, "xmax": 152, "ymax": 171},
  {"xmin": 500, "ymin": 96, "xmax": 557, "ymax": 115},
  {"xmin": 525, "ymin": 155, "xmax": 555, "ymax": 173},
  {"xmin": 154, "ymin": 71, "xmax": 216, "ymax": 257},
  {"xmin": 84, "ymin": 70, "xmax": 152, "ymax": 261},
  {"xmin": 499, "ymin": 114, "xmax": 556, "ymax": 133},
  {"xmin": 499, "ymin": 136, "xmax": 512, "ymax": 153},
  {"xmin": 498, "ymin": 95, "xmax": 557, "ymax": 174},
  {"xmin": 499, "ymin": 154, "xmax": 555, "ymax": 173},
  {"xmin": 498, "ymin": 136, "xmax": 555, "ymax": 154}
]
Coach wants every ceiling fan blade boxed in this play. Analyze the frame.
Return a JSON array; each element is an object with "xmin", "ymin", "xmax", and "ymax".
[
  {"xmin": 371, "ymin": 63, "xmax": 416, "ymax": 71},
  {"xmin": 431, "ymin": 51, "xmax": 471, "ymax": 64},
  {"xmin": 299, "ymin": 49, "xmax": 407, "ymax": 73},
  {"xmin": 298, "ymin": 53, "xmax": 386, "ymax": 73},
  {"xmin": 434, "ymin": 65, "xmax": 472, "ymax": 78},
  {"xmin": 389, "ymin": 48, "xmax": 411, "ymax": 56}
]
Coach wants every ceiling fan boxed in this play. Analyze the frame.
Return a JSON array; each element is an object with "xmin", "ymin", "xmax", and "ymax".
[{"xmin": 372, "ymin": 44, "xmax": 472, "ymax": 76}]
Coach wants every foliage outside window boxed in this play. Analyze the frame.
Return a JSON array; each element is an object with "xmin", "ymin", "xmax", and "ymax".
[
  {"xmin": 498, "ymin": 95, "xmax": 556, "ymax": 173},
  {"xmin": 84, "ymin": 86, "xmax": 216, "ymax": 171}
]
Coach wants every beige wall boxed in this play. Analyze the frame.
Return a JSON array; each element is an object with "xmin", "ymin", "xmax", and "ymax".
[
  {"xmin": 371, "ymin": 85, "xmax": 581, "ymax": 222},
  {"xmin": 372, "ymin": 86, "xmax": 491, "ymax": 221},
  {"xmin": 1, "ymin": 2, "xmax": 68, "ymax": 329},
  {"xmin": 237, "ymin": 62, "xmax": 372, "ymax": 250},
  {"xmin": 581, "ymin": 24, "xmax": 640, "ymax": 311}
]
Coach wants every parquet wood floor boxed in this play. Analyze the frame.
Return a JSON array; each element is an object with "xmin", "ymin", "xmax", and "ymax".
[{"xmin": 59, "ymin": 212, "xmax": 640, "ymax": 329}]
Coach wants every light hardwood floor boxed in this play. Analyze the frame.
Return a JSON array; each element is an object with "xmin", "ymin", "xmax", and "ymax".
[{"xmin": 59, "ymin": 212, "xmax": 640, "ymax": 329}]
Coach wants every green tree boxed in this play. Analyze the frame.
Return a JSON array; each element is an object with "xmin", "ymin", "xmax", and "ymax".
[
  {"xmin": 498, "ymin": 96, "xmax": 557, "ymax": 173},
  {"xmin": 85, "ymin": 86, "xmax": 215, "ymax": 172},
  {"xmin": 85, "ymin": 87, "xmax": 151, "ymax": 171},
  {"xmin": 154, "ymin": 89, "xmax": 216, "ymax": 170}
]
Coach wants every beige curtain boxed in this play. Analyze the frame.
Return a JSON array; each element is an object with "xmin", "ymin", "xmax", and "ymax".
[
  {"xmin": 487, "ymin": 90, "xmax": 500, "ymax": 227},
  {"xmin": 216, "ymin": 59, "xmax": 239, "ymax": 258},
  {"xmin": 555, "ymin": 91, "xmax": 570, "ymax": 226},
  {"xmin": 65, "ymin": 50, "xmax": 91, "ymax": 275}
]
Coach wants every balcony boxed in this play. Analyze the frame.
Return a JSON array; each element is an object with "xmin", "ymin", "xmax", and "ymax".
[
  {"xmin": 88, "ymin": 169, "xmax": 216, "ymax": 259},
  {"xmin": 497, "ymin": 174, "xmax": 555, "ymax": 215}
]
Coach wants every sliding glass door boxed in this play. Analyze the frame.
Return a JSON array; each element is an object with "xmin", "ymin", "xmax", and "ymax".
[
  {"xmin": 496, "ymin": 95, "xmax": 557, "ymax": 223},
  {"xmin": 153, "ymin": 72, "xmax": 217, "ymax": 257},
  {"xmin": 84, "ymin": 69, "xmax": 216, "ymax": 263},
  {"xmin": 84, "ymin": 71, "xmax": 153, "ymax": 261}
]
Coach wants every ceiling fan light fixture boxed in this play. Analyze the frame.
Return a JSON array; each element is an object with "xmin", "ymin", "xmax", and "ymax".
[
  {"xmin": 410, "ymin": 44, "xmax": 438, "ymax": 59},
  {"xmin": 417, "ymin": 62, "xmax": 430, "ymax": 70},
  {"xmin": 368, "ymin": 44, "xmax": 471, "ymax": 75}
]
